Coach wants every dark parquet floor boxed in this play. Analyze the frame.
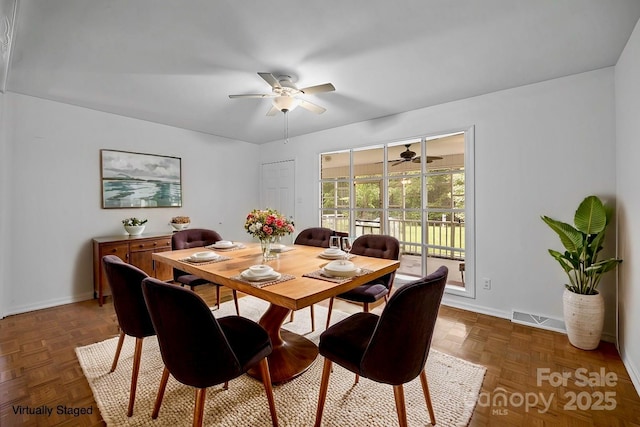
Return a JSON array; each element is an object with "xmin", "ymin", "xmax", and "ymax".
[{"xmin": 1, "ymin": 286, "xmax": 639, "ymax": 426}]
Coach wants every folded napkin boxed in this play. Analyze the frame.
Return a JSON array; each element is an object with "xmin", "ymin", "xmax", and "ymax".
[
  {"xmin": 303, "ymin": 268, "xmax": 373, "ymax": 284},
  {"xmin": 179, "ymin": 255, "xmax": 232, "ymax": 265},
  {"xmin": 230, "ymin": 273, "xmax": 296, "ymax": 289}
]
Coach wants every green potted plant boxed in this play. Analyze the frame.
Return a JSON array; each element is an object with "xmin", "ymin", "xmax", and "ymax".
[
  {"xmin": 541, "ymin": 195, "xmax": 622, "ymax": 350},
  {"xmin": 122, "ymin": 217, "xmax": 148, "ymax": 236}
]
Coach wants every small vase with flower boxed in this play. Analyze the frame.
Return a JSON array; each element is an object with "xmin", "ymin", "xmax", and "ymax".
[{"xmin": 244, "ymin": 208, "xmax": 295, "ymax": 261}]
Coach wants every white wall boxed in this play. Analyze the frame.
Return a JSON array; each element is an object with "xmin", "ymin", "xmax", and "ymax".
[
  {"xmin": 0, "ymin": 91, "xmax": 9, "ymax": 318},
  {"xmin": 2, "ymin": 93, "xmax": 260, "ymax": 315},
  {"xmin": 261, "ymin": 68, "xmax": 618, "ymax": 337},
  {"xmin": 615, "ymin": 18, "xmax": 640, "ymax": 393}
]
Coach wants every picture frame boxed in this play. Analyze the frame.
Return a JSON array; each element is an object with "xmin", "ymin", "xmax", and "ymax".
[{"xmin": 100, "ymin": 149, "xmax": 182, "ymax": 209}]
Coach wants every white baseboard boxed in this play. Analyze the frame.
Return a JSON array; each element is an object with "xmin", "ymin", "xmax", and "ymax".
[
  {"xmin": 441, "ymin": 294, "xmax": 511, "ymax": 320},
  {"xmin": 440, "ymin": 296, "xmax": 617, "ymax": 343},
  {"xmin": 621, "ymin": 351, "xmax": 640, "ymax": 398},
  {"xmin": 3, "ymin": 292, "xmax": 95, "ymax": 317}
]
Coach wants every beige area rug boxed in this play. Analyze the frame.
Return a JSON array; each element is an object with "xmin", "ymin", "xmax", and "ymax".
[{"xmin": 76, "ymin": 297, "xmax": 486, "ymax": 426}]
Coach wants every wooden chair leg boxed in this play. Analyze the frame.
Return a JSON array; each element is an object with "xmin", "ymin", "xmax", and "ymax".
[
  {"xmin": 152, "ymin": 366, "xmax": 170, "ymax": 419},
  {"xmin": 310, "ymin": 304, "xmax": 315, "ymax": 332},
  {"xmin": 289, "ymin": 311, "xmax": 295, "ymax": 323},
  {"xmin": 419, "ymin": 370, "xmax": 436, "ymax": 425},
  {"xmin": 110, "ymin": 331, "xmax": 125, "ymax": 372},
  {"xmin": 314, "ymin": 358, "xmax": 333, "ymax": 427},
  {"xmin": 223, "ymin": 381, "xmax": 229, "ymax": 390},
  {"xmin": 325, "ymin": 298, "xmax": 335, "ymax": 330},
  {"xmin": 393, "ymin": 384, "xmax": 409, "ymax": 427},
  {"xmin": 354, "ymin": 374, "xmax": 359, "ymax": 384},
  {"xmin": 127, "ymin": 337, "xmax": 144, "ymax": 417},
  {"xmin": 216, "ymin": 285, "xmax": 221, "ymax": 309},
  {"xmin": 363, "ymin": 302, "xmax": 369, "ymax": 313},
  {"xmin": 232, "ymin": 290, "xmax": 240, "ymax": 315},
  {"xmin": 193, "ymin": 388, "xmax": 207, "ymax": 427},
  {"xmin": 258, "ymin": 358, "xmax": 279, "ymax": 427}
]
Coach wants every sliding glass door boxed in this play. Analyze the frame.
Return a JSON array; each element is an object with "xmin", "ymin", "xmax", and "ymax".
[{"xmin": 320, "ymin": 129, "xmax": 472, "ymax": 294}]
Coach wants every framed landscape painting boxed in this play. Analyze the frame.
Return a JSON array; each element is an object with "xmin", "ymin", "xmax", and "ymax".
[{"xmin": 101, "ymin": 149, "xmax": 182, "ymax": 208}]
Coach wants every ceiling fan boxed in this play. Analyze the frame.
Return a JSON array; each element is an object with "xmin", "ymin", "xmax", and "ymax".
[
  {"xmin": 391, "ymin": 144, "xmax": 443, "ymax": 166},
  {"xmin": 229, "ymin": 72, "xmax": 335, "ymax": 116}
]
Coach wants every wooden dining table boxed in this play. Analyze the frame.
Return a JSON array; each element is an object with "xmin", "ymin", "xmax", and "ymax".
[{"xmin": 152, "ymin": 242, "xmax": 400, "ymax": 383}]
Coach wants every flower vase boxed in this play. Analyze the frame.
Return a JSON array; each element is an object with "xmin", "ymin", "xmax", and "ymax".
[
  {"xmin": 260, "ymin": 237, "xmax": 276, "ymax": 261},
  {"xmin": 562, "ymin": 289, "xmax": 605, "ymax": 350}
]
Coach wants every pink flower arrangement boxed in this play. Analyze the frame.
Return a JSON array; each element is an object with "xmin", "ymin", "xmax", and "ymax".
[{"xmin": 244, "ymin": 208, "xmax": 295, "ymax": 240}]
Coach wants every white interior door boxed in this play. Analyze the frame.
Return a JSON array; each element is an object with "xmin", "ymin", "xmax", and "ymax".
[{"xmin": 261, "ymin": 160, "xmax": 295, "ymax": 222}]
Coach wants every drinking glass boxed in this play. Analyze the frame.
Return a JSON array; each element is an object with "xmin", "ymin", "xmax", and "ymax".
[
  {"xmin": 341, "ymin": 237, "xmax": 353, "ymax": 264},
  {"xmin": 329, "ymin": 236, "xmax": 340, "ymax": 250}
]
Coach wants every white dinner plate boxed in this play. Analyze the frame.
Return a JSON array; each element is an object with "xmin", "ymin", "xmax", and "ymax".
[
  {"xmin": 321, "ymin": 267, "xmax": 361, "ymax": 278},
  {"xmin": 209, "ymin": 242, "xmax": 237, "ymax": 249},
  {"xmin": 240, "ymin": 270, "xmax": 282, "ymax": 282},
  {"xmin": 319, "ymin": 252, "xmax": 345, "ymax": 260},
  {"xmin": 188, "ymin": 251, "xmax": 218, "ymax": 262}
]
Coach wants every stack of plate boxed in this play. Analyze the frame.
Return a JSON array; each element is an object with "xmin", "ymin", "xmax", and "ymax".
[
  {"xmin": 319, "ymin": 247, "xmax": 345, "ymax": 259},
  {"xmin": 241, "ymin": 265, "xmax": 281, "ymax": 282},
  {"xmin": 188, "ymin": 251, "xmax": 219, "ymax": 262},
  {"xmin": 322, "ymin": 260, "xmax": 360, "ymax": 278},
  {"xmin": 209, "ymin": 240, "xmax": 236, "ymax": 249}
]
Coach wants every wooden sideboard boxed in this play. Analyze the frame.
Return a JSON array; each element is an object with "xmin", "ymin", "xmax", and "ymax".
[{"xmin": 93, "ymin": 233, "xmax": 174, "ymax": 306}]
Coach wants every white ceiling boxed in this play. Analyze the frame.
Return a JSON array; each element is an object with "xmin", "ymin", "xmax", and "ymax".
[{"xmin": 7, "ymin": 0, "xmax": 640, "ymax": 144}]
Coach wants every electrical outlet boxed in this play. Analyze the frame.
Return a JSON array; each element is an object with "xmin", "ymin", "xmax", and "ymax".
[{"xmin": 482, "ymin": 278, "xmax": 491, "ymax": 290}]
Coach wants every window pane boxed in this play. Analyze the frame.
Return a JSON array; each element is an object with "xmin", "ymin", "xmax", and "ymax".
[
  {"xmin": 353, "ymin": 146, "xmax": 384, "ymax": 178},
  {"xmin": 321, "ymin": 151, "xmax": 350, "ymax": 179},
  {"xmin": 321, "ymin": 210, "xmax": 349, "ymax": 231},
  {"xmin": 389, "ymin": 140, "xmax": 421, "ymax": 173},
  {"xmin": 426, "ymin": 174, "xmax": 452, "ymax": 209},
  {"xmin": 321, "ymin": 181, "xmax": 350, "ymax": 208},
  {"xmin": 388, "ymin": 177, "xmax": 420, "ymax": 209},
  {"xmin": 354, "ymin": 180, "xmax": 381, "ymax": 209},
  {"xmin": 453, "ymin": 172, "xmax": 465, "ymax": 209},
  {"xmin": 388, "ymin": 210, "xmax": 421, "ymax": 243},
  {"xmin": 354, "ymin": 210, "xmax": 382, "ymax": 235}
]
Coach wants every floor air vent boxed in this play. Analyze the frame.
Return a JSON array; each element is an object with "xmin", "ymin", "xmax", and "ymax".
[{"xmin": 511, "ymin": 311, "xmax": 566, "ymax": 333}]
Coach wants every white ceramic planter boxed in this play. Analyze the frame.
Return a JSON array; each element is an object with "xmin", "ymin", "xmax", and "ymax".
[
  {"xmin": 562, "ymin": 289, "xmax": 604, "ymax": 350},
  {"xmin": 124, "ymin": 225, "xmax": 145, "ymax": 236},
  {"xmin": 170, "ymin": 222, "xmax": 190, "ymax": 231}
]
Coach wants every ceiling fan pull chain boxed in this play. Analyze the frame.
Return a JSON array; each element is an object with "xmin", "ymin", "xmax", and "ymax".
[{"xmin": 284, "ymin": 111, "xmax": 289, "ymax": 144}]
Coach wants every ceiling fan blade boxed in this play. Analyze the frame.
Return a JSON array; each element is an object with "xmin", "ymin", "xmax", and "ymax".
[
  {"xmin": 229, "ymin": 93, "xmax": 276, "ymax": 99},
  {"xmin": 300, "ymin": 83, "xmax": 335, "ymax": 95},
  {"xmin": 411, "ymin": 156, "xmax": 444, "ymax": 163},
  {"xmin": 299, "ymin": 99, "xmax": 326, "ymax": 114},
  {"xmin": 266, "ymin": 105, "xmax": 280, "ymax": 116},
  {"xmin": 391, "ymin": 160, "xmax": 405, "ymax": 166},
  {"xmin": 258, "ymin": 72, "xmax": 281, "ymax": 89}
]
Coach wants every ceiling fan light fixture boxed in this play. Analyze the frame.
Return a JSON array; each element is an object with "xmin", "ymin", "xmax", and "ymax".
[{"xmin": 273, "ymin": 96, "xmax": 300, "ymax": 112}]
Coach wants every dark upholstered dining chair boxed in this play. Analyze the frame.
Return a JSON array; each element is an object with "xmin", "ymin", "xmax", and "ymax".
[
  {"xmin": 294, "ymin": 227, "xmax": 335, "ymax": 248},
  {"xmin": 325, "ymin": 234, "xmax": 400, "ymax": 329},
  {"xmin": 291, "ymin": 227, "xmax": 338, "ymax": 331},
  {"xmin": 172, "ymin": 228, "xmax": 239, "ymax": 315},
  {"xmin": 314, "ymin": 266, "xmax": 448, "ymax": 427},
  {"xmin": 102, "ymin": 255, "xmax": 155, "ymax": 417},
  {"xmin": 141, "ymin": 277, "xmax": 279, "ymax": 427}
]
